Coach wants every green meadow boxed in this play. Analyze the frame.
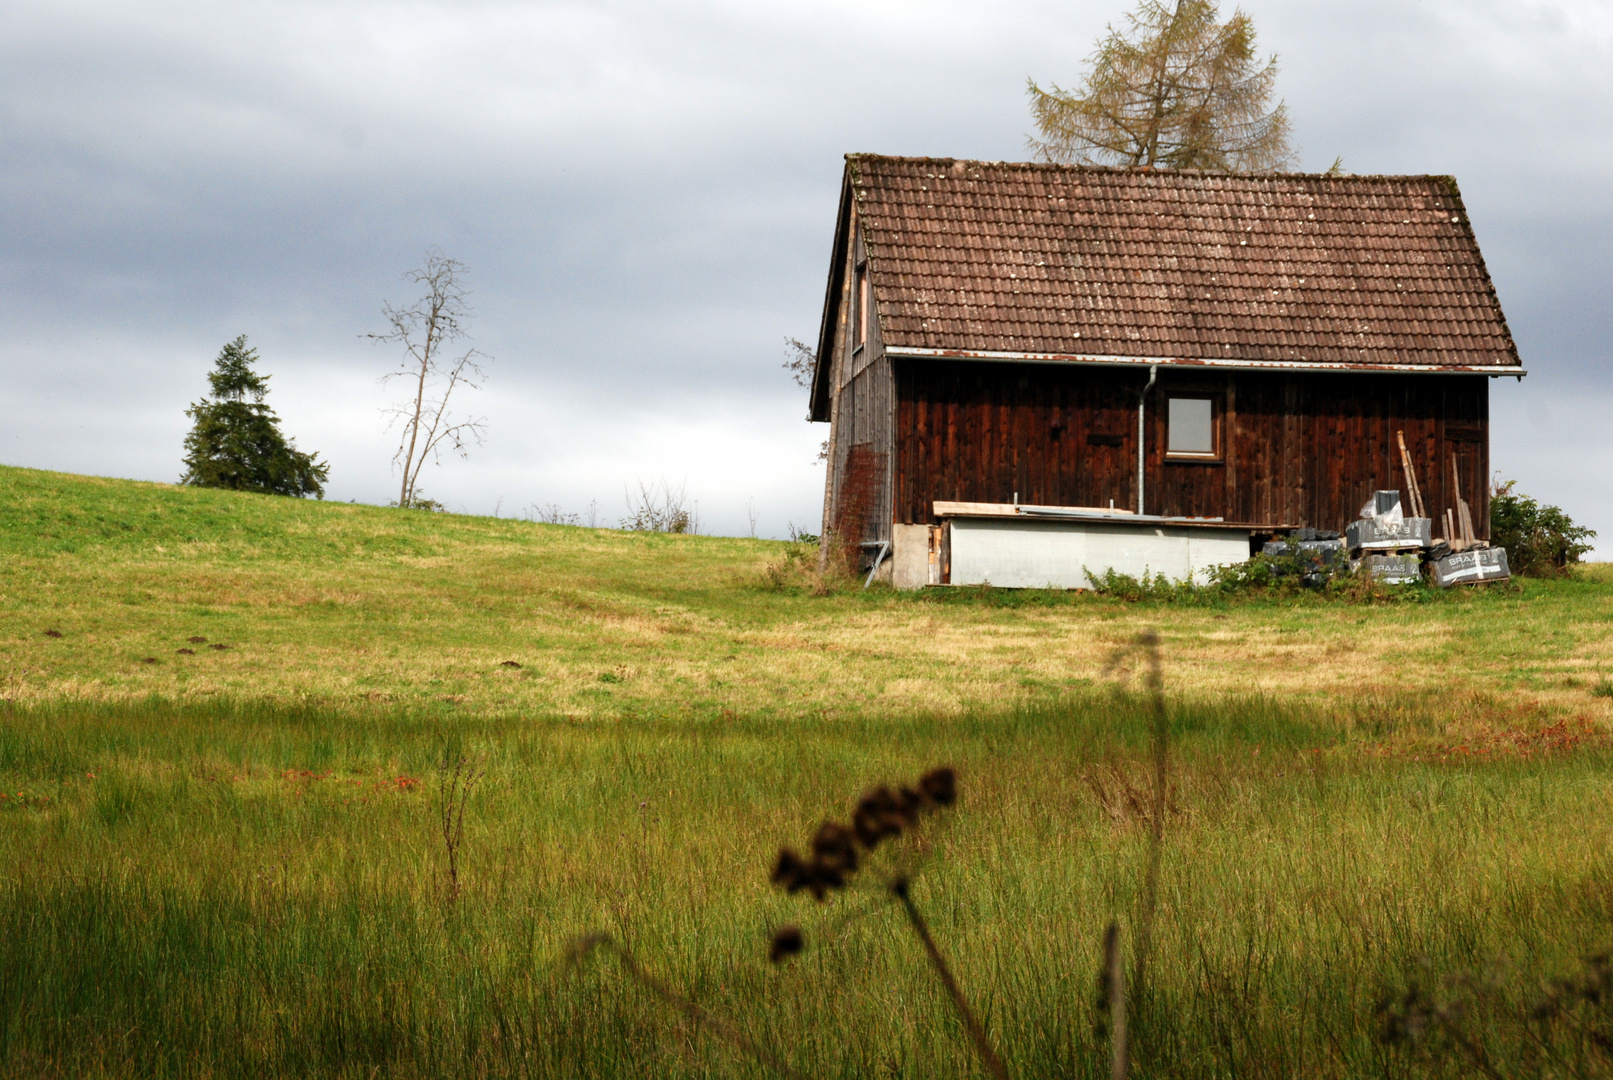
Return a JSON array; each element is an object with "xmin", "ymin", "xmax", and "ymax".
[{"xmin": 3, "ymin": 462, "xmax": 1613, "ymax": 1078}]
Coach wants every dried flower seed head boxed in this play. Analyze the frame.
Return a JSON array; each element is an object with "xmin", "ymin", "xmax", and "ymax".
[
  {"xmin": 853, "ymin": 787, "xmax": 908, "ymax": 847},
  {"xmin": 879, "ymin": 810, "xmax": 912, "ymax": 835},
  {"xmin": 851, "ymin": 809, "xmax": 884, "ymax": 848},
  {"xmin": 769, "ymin": 925, "xmax": 805, "ymax": 963},
  {"xmin": 811, "ymin": 821, "xmax": 859, "ymax": 872},
  {"xmin": 771, "ymin": 766, "xmax": 959, "ymax": 902},
  {"xmin": 919, "ymin": 767, "xmax": 956, "ymax": 806},
  {"xmin": 859, "ymin": 786, "xmax": 896, "ymax": 817},
  {"xmin": 1581, "ymin": 952, "xmax": 1612, "ymax": 1003},
  {"xmin": 808, "ymin": 863, "xmax": 844, "ymax": 897},
  {"xmin": 1375, "ymin": 983, "xmax": 1433, "ymax": 1046},
  {"xmin": 772, "ymin": 848, "xmax": 811, "ymax": 892},
  {"xmin": 774, "ymin": 844, "xmax": 859, "ymax": 901},
  {"xmin": 811, "ymin": 820, "xmax": 855, "ymax": 854},
  {"xmin": 900, "ymin": 785, "xmax": 926, "ymax": 814}
]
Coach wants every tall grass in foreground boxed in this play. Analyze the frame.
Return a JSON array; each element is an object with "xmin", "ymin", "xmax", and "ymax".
[{"xmin": 0, "ymin": 692, "xmax": 1610, "ymax": 1077}]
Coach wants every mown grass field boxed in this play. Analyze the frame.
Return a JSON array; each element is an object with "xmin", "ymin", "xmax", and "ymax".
[{"xmin": 4, "ymin": 462, "xmax": 1613, "ymax": 1078}]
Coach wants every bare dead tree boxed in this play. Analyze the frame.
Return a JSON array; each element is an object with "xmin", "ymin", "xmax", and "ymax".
[
  {"xmin": 529, "ymin": 503, "xmax": 581, "ymax": 526},
  {"xmin": 782, "ymin": 336, "xmax": 815, "ymax": 388},
  {"xmin": 783, "ymin": 337, "xmax": 830, "ymax": 463},
  {"xmin": 620, "ymin": 479, "xmax": 699, "ymax": 534},
  {"xmin": 371, "ymin": 250, "xmax": 490, "ymax": 509}
]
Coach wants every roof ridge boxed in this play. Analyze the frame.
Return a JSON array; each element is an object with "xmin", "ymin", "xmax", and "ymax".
[{"xmin": 843, "ymin": 152, "xmax": 1458, "ymax": 185}]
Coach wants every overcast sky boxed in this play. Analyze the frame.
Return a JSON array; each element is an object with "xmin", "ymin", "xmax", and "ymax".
[{"xmin": 3, "ymin": 0, "xmax": 1610, "ymax": 550}]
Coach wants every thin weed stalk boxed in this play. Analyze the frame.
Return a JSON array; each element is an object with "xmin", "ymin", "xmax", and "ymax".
[
  {"xmin": 568, "ymin": 933, "xmax": 808, "ymax": 1080},
  {"xmin": 1132, "ymin": 628, "xmax": 1169, "ymax": 989},
  {"xmin": 1098, "ymin": 921, "xmax": 1129, "ymax": 1080},
  {"xmin": 892, "ymin": 879, "xmax": 1010, "ymax": 1080},
  {"xmin": 438, "ymin": 751, "xmax": 486, "ymax": 902}
]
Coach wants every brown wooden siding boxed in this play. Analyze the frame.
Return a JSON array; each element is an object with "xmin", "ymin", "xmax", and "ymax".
[
  {"xmin": 894, "ymin": 360, "xmax": 1491, "ymax": 537},
  {"xmin": 824, "ymin": 217, "xmax": 896, "ymax": 549},
  {"xmin": 830, "ymin": 357, "xmax": 895, "ymax": 545},
  {"xmin": 894, "ymin": 360, "xmax": 1139, "ymax": 518}
]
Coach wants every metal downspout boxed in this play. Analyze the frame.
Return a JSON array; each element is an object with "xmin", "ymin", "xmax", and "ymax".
[{"xmin": 1137, "ymin": 364, "xmax": 1158, "ymax": 514}]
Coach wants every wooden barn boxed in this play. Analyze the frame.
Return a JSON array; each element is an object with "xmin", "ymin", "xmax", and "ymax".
[{"xmin": 807, "ymin": 155, "xmax": 1525, "ymax": 588}]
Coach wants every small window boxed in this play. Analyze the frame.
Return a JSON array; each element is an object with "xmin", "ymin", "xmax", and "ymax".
[
  {"xmin": 854, "ymin": 262, "xmax": 869, "ymax": 350},
  {"xmin": 1167, "ymin": 397, "xmax": 1216, "ymax": 456}
]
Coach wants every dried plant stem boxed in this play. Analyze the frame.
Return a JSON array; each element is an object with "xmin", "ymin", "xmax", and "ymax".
[
  {"xmin": 569, "ymin": 934, "xmax": 809, "ymax": 1080},
  {"xmin": 438, "ymin": 751, "xmax": 485, "ymax": 901},
  {"xmin": 1131, "ymin": 628, "xmax": 1168, "ymax": 990},
  {"xmin": 1102, "ymin": 921, "xmax": 1129, "ymax": 1080},
  {"xmin": 1421, "ymin": 1000, "xmax": 1509, "ymax": 1080},
  {"xmin": 892, "ymin": 880, "xmax": 1010, "ymax": 1080},
  {"xmin": 1447, "ymin": 1028, "xmax": 1508, "ymax": 1080}
]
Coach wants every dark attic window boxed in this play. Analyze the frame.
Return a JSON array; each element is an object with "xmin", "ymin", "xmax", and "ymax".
[
  {"xmin": 1167, "ymin": 397, "xmax": 1217, "ymax": 458},
  {"xmin": 854, "ymin": 260, "xmax": 869, "ymax": 351}
]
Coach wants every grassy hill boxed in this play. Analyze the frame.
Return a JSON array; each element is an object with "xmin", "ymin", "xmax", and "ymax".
[
  {"xmin": 3, "ymin": 464, "xmax": 1613, "ymax": 1078},
  {"xmin": 5, "ymin": 464, "xmax": 1612, "ymax": 722}
]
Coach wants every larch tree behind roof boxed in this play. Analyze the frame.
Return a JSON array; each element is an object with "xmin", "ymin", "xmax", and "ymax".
[{"xmin": 1027, "ymin": 0, "xmax": 1293, "ymax": 172}]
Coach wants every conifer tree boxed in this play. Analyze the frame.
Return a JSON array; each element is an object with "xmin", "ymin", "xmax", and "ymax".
[
  {"xmin": 180, "ymin": 336, "xmax": 329, "ymax": 498},
  {"xmin": 1028, "ymin": 0, "xmax": 1292, "ymax": 172}
]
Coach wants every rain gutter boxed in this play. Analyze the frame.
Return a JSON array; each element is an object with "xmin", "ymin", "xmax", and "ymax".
[{"xmin": 887, "ymin": 347, "xmax": 1525, "ymax": 378}]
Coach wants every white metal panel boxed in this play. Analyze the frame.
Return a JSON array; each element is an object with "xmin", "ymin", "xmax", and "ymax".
[
  {"xmin": 1187, "ymin": 532, "xmax": 1253, "ymax": 581},
  {"xmin": 949, "ymin": 518, "xmax": 1250, "ymax": 589}
]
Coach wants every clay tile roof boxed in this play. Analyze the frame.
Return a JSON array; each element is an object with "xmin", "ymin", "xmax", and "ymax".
[{"xmin": 848, "ymin": 154, "xmax": 1521, "ymax": 370}]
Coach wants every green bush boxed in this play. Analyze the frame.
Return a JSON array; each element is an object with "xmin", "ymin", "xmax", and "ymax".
[
  {"xmin": 1088, "ymin": 567, "xmax": 1199, "ymax": 601},
  {"xmin": 1090, "ymin": 554, "xmax": 1367, "ymax": 603},
  {"xmin": 1087, "ymin": 543, "xmax": 1452, "ymax": 605},
  {"xmin": 1490, "ymin": 480, "xmax": 1596, "ymax": 577},
  {"xmin": 1206, "ymin": 539, "xmax": 1349, "ymax": 591}
]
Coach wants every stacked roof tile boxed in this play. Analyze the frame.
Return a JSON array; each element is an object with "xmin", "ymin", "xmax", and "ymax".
[{"xmin": 849, "ymin": 155, "xmax": 1520, "ymax": 369}]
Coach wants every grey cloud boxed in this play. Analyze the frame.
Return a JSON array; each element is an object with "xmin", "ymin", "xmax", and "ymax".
[{"xmin": 2, "ymin": 0, "xmax": 1609, "ymax": 547}]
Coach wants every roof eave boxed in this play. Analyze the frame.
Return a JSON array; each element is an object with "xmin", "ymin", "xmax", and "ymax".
[
  {"xmin": 886, "ymin": 346, "xmax": 1526, "ymax": 378},
  {"xmin": 808, "ymin": 163, "xmax": 857, "ymax": 423}
]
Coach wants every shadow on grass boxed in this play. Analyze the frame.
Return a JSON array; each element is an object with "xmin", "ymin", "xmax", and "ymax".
[{"xmin": 0, "ymin": 684, "xmax": 1610, "ymax": 1078}]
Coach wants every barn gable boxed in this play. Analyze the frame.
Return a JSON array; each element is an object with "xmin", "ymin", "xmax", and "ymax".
[
  {"xmin": 811, "ymin": 156, "xmax": 1521, "ymax": 420},
  {"xmin": 807, "ymin": 155, "xmax": 1524, "ymax": 586}
]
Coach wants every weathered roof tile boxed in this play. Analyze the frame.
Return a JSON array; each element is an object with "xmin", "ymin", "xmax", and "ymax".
[{"xmin": 848, "ymin": 155, "xmax": 1518, "ymax": 370}]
